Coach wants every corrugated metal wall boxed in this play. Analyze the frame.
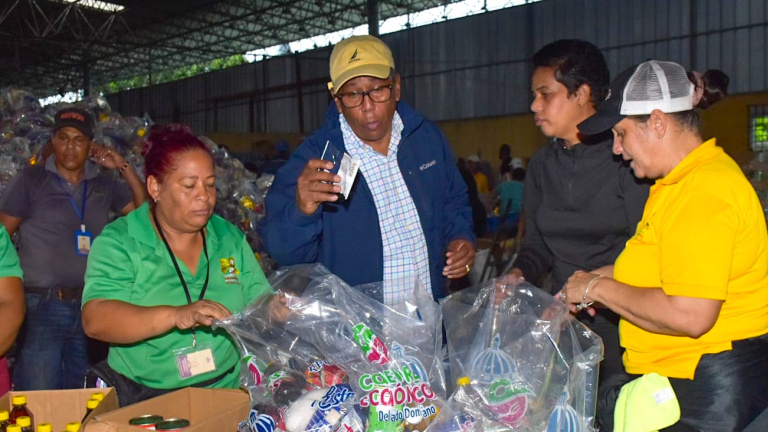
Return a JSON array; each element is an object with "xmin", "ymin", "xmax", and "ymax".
[{"xmin": 107, "ymin": 0, "xmax": 768, "ymax": 135}]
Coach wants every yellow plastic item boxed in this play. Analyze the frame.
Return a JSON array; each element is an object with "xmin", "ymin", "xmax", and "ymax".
[
  {"xmin": 86, "ymin": 399, "xmax": 100, "ymax": 410},
  {"xmin": 7, "ymin": 424, "xmax": 22, "ymax": 432},
  {"xmin": 456, "ymin": 376, "xmax": 471, "ymax": 386},
  {"xmin": 240, "ymin": 195, "xmax": 255, "ymax": 210},
  {"xmin": 90, "ymin": 392, "xmax": 105, "ymax": 402},
  {"xmin": 17, "ymin": 416, "xmax": 31, "ymax": 427},
  {"xmin": 11, "ymin": 395, "xmax": 26, "ymax": 405},
  {"xmin": 36, "ymin": 423, "xmax": 52, "ymax": 432},
  {"xmin": 0, "ymin": 409, "xmax": 8, "ymax": 421},
  {"xmin": 65, "ymin": 422, "xmax": 81, "ymax": 432}
]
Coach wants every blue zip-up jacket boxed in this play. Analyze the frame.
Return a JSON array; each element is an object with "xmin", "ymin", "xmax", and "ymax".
[{"xmin": 262, "ymin": 102, "xmax": 474, "ymax": 300}]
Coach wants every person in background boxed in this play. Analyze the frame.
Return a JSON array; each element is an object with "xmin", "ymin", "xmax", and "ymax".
[
  {"xmin": 82, "ymin": 124, "xmax": 274, "ymax": 406},
  {"xmin": 508, "ymin": 40, "xmax": 651, "ymax": 423},
  {"xmin": 564, "ymin": 59, "xmax": 768, "ymax": 431},
  {"xmin": 0, "ymin": 107, "xmax": 146, "ymax": 390},
  {"xmin": 688, "ymin": 69, "xmax": 729, "ymax": 109},
  {"xmin": 262, "ymin": 140, "xmax": 292, "ymax": 175},
  {"xmin": 0, "ymin": 226, "xmax": 23, "ymax": 397},
  {"xmin": 458, "ymin": 157, "xmax": 487, "ymax": 238},
  {"xmin": 499, "ymin": 143, "xmax": 512, "ymax": 179},
  {"xmin": 263, "ymin": 35, "xmax": 474, "ymax": 305},
  {"xmin": 496, "ymin": 166, "xmax": 525, "ymax": 223},
  {"xmin": 467, "ymin": 154, "xmax": 490, "ymax": 194}
]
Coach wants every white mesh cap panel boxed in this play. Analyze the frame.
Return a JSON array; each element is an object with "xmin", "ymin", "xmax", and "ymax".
[{"xmin": 620, "ymin": 61, "xmax": 693, "ymax": 115}]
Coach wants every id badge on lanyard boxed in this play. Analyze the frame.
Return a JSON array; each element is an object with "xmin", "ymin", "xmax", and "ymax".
[
  {"xmin": 76, "ymin": 224, "xmax": 93, "ymax": 256},
  {"xmin": 174, "ymin": 343, "xmax": 217, "ymax": 379},
  {"xmin": 153, "ymin": 210, "xmax": 217, "ymax": 380},
  {"xmin": 59, "ymin": 177, "xmax": 90, "ymax": 256}
]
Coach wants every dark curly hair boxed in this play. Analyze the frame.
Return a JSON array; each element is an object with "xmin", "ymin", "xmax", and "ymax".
[
  {"xmin": 700, "ymin": 69, "xmax": 730, "ymax": 109},
  {"xmin": 532, "ymin": 39, "xmax": 610, "ymax": 109}
]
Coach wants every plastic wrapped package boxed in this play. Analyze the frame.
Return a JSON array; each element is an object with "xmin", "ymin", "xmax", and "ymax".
[
  {"xmin": 216, "ymin": 263, "xmax": 447, "ymax": 432},
  {"xmin": 423, "ymin": 378, "xmax": 508, "ymax": 432},
  {"xmin": 10, "ymin": 112, "xmax": 53, "ymax": 140},
  {"xmin": 0, "ymin": 154, "xmax": 17, "ymax": 183},
  {"xmin": 1, "ymin": 87, "xmax": 41, "ymax": 114},
  {"xmin": 217, "ymin": 289, "xmax": 349, "ymax": 432},
  {"xmin": 81, "ymin": 95, "xmax": 112, "ymax": 120},
  {"xmin": 441, "ymin": 279, "xmax": 602, "ymax": 432}
]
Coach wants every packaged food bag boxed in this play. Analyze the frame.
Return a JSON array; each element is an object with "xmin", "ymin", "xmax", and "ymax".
[{"xmin": 441, "ymin": 278, "xmax": 602, "ymax": 431}]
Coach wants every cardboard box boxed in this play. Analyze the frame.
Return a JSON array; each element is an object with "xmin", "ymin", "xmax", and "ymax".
[
  {"xmin": 0, "ymin": 388, "xmax": 118, "ymax": 430},
  {"xmin": 86, "ymin": 388, "xmax": 249, "ymax": 432}
]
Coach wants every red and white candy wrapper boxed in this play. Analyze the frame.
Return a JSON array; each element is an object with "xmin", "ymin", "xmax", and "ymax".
[{"xmin": 306, "ymin": 361, "xmax": 348, "ymax": 390}]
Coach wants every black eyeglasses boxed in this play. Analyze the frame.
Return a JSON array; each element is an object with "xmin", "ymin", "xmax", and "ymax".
[{"xmin": 335, "ymin": 84, "xmax": 394, "ymax": 108}]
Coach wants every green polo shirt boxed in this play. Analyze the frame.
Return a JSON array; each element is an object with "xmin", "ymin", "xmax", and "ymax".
[
  {"xmin": 0, "ymin": 227, "xmax": 22, "ymax": 280},
  {"xmin": 83, "ymin": 203, "xmax": 272, "ymax": 389}
]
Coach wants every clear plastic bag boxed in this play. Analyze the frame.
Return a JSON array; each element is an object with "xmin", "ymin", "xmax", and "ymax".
[
  {"xmin": 441, "ymin": 278, "xmax": 602, "ymax": 431},
  {"xmin": 216, "ymin": 263, "xmax": 447, "ymax": 432}
]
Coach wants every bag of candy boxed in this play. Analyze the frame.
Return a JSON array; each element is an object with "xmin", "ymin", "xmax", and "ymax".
[
  {"xmin": 217, "ymin": 263, "xmax": 447, "ymax": 432},
  {"xmin": 440, "ymin": 277, "xmax": 602, "ymax": 431}
]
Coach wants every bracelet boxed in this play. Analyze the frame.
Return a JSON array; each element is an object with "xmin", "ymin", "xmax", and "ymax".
[
  {"xmin": 119, "ymin": 162, "xmax": 130, "ymax": 175},
  {"xmin": 577, "ymin": 275, "xmax": 603, "ymax": 311}
]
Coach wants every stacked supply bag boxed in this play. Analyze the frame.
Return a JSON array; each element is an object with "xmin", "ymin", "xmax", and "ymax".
[{"xmin": 216, "ymin": 265, "xmax": 602, "ymax": 432}]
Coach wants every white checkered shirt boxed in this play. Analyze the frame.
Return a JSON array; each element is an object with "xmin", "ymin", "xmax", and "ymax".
[{"xmin": 340, "ymin": 112, "xmax": 433, "ymax": 306}]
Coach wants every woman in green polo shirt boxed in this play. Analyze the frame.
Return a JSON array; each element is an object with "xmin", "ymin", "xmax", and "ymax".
[
  {"xmin": 0, "ymin": 226, "xmax": 24, "ymax": 396},
  {"xmin": 82, "ymin": 124, "xmax": 273, "ymax": 406}
]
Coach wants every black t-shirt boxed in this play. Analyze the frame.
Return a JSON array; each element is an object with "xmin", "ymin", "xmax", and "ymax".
[{"xmin": 514, "ymin": 132, "xmax": 651, "ymax": 291}]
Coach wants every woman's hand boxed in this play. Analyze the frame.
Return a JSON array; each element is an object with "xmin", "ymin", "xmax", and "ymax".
[
  {"xmin": 174, "ymin": 300, "xmax": 232, "ymax": 329},
  {"xmin": 267, "ymin": 293, "xmax": 292, "ymax": 323},
  {"xmin": 561, "ymin": 270, "xmax": 604, "ymax": 316}
]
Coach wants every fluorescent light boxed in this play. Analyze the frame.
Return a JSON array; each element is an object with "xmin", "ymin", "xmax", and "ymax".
[{"xmin": 59, "ymin": 0, "xmax": 125, "ymax": 13}]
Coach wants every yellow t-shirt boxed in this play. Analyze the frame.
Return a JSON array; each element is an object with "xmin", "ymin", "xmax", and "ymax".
[
  {"xmin": 614, "ymin": 139, "xmax": 768, "ymax": 379},
  {"xmin": 474, "ymin": 172, "xmax": 489, "ymax": 194}
]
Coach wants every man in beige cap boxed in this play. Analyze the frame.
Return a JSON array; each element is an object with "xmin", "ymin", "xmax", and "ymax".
[{"xmin": 263, "ymin": 35, "xmax": 475, "ymax": 304}]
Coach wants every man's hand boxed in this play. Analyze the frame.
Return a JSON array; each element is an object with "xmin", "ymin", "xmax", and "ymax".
[
  {"xmin": 90, "ymin": 143, "xmax": 127, "ymax": 170},
  {"xmin": 296, "ymin": 159, "xmax": 342, "ymax": 215},
  {"xmin": 443, "ymin": 238, "xmax": 476, "ymax": 279},
  {"xmin": 174, "ymin": 300, "xmax": 232, "ymax": 329}
]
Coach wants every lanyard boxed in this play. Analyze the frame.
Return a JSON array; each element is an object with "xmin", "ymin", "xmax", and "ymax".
[
  {"xmin": 152, "ymin": 209, "xmax": 210, "ymax": 348},
  {"xmin": 57, "ymin": 176, "xmax": 88, "ymax": 229}
]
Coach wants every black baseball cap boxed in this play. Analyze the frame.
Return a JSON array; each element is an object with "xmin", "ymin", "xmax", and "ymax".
[
  {"xmin": 578, "ymin": 60, "xmax": 694, "ymax": 136},
  {"xmin": 52, "ymin": 107, "xmax": 95, "ymax": 140}
]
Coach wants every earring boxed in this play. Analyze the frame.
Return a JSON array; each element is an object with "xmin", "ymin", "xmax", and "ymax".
[{"xmin": 153, "ymin": 197, "xmax": 158, "ymax": 204}]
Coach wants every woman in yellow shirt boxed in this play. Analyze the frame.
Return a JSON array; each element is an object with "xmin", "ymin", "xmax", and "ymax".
[{"xmin": 562, "ymin": 60, "xmax": 768, "ymax": 431}]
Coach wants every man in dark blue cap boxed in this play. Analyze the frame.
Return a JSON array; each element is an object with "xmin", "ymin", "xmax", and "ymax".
[{"xmin": 0, "ymin": 107, "xmax": 146, "ymax": 390}]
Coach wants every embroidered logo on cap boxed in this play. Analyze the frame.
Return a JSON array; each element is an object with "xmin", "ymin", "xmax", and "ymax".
[
  {"xmin": 348, "ymin": 48, "xmax": 360, "ymax": 63},
  {"xmin": 60, "ymin": 112, "xmax": 85, "ymax": 122}
]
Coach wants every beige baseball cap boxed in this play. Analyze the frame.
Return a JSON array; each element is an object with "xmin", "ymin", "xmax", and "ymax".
[{"xmin": 328, "ymin": 35, "xmax": 395, "ymax": 94}]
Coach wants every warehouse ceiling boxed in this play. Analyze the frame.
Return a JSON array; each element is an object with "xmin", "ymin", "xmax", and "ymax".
[{"xmin": 0, "ymin": 0, "xmax": 454, "ymax": 97}]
